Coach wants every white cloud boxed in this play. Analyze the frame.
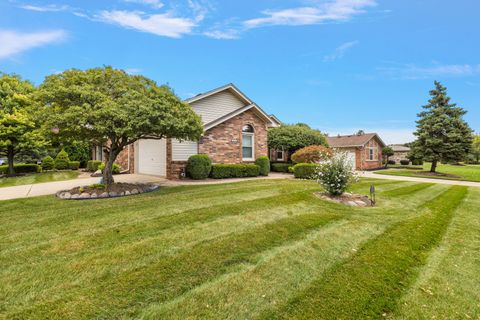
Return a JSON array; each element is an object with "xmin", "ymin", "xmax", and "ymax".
[
  {"xmin": 244, "ymin": 0, "xmax": 376, "ymax": 28},
  {"xmin": 378, "ymin": 63, "xmax": 480, "ymax": 79},
  {"xmin": 98, "ymin": 10, "xmax": 197, "ymax": 38},
  {"xmin": 204, "ymin": 29, "xmax": 240, "ymax": 39},
  {"xmin": 123, "ymin": 0, "xmax": 164, "ymax": 9},
  {"xmin": 19, "ymin": 4, "xmax": 69, "ymax": 12},
  {"xmin": 0, "ymin": 30, "xmax": 67, "ymax": 59},
  {"xmin": 323, "ymin": 40, "xmax": 359, "ymax": 62},
  {"xmin": 124, "ymin": 68, "xmax": 142, "ymax": 74}
]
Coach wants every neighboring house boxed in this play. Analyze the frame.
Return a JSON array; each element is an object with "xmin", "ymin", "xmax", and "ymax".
[
  {"xmin": 390, "ymin": 144, "xmax": 411, "ymax": 163},
  {"xmin": 93, "ymin": 84, "xmax": 280, "ymax": 179},
  {"xmin": 326, "ymin": 133, "xmax": 386, "ymax": 170}
]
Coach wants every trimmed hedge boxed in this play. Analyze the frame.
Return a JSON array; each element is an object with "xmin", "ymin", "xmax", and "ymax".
[
  {"xmin": 255, "ymin": 156, "xmax": 270, "ymax": 176},
  {"xmin": 387, "ymin": 160, "xmax": 396, "ymax": 165},
  {"xmin": 0, "ymin": 164, "xmax": 41, "ymax": 175},
  {"xmin": 69, "ymin": 161, "xmax": 80, "ymax": 170},
  {"xmin": 292, "ymin": 163, "xmax": 319, "ymax": 179},
  {"xmin": 87, "ymin": 160, "xmax": 103, "ymax": 172},
  {"xmin": 186, "ymin": 154, "xmax": 212, "ymax": 180},
  {"xmin": 400, "ymin": 160, "xmax": 410, "ymax": 165},
  {"xmin": 54, "ymin": 150, "xmax": 70, "ymax": 170},
  {"xmin": 41, "ymin": 156, "xmax": 55, "ymax": 171},
  {"xmin": 210, "ymin": 164, "xmax": 260, "ymax": 179},
  {"xmin": 271, "ymin": 162, "xmax": 293, "ymax": 173}
]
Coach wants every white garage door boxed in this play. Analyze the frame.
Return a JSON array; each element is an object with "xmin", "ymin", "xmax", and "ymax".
[
  {"xmin": 137, "ymin": 139, "xmax": 167, "ymax": 176},
  {"xmin": 346, "ymin": 151, "xmax": 356, "ymax": 170}
]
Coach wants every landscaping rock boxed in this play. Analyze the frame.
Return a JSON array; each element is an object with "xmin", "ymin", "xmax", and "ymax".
[
  {"xmin": 71, "ymin": 194, "xmax": 80, "ymax": 199},
  {"xmin": 125, "ymin": 190, "xmax": 131, "ymax": 196},
  {"xmin": 99, "ymin": 192, "xmax": 109, "ymax": 198},
  {"xmin": 347, "ymin": 201, "xmax": 358, "ymax": 207},
  {"xmin": 131, "ymin": 189, "xmax": 139, "ymax": 194},
  {"xmin": 108, "ymin": 191, "xmax": 118, "ymax": 197},
  {"xmin": 91, "ymin": 170, "xmax": 102, "ymax": 177},
  {"xmin": 63, "ymin": 192, "xmax": 71, "ymax": 199},
  {"xmin": 91, "ymin": 193, "xmax": 98, "ymax": 199},
  {"xmin": 79, "ymin": 193, "xmax": 91, "ymax": 199}
]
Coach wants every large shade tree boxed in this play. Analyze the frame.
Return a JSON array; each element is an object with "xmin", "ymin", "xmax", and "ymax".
[
  {"xmin": 38, "ymin": 67, "xmax": 203, "ymax": 185},
  {"xmin": 268, "ymin": 123, "xmax": 328, "ymax": 159},
  {"xmin": 411, "ymin": 81, "xmax": 472, "ymax": 172},
  {"xmin": 0, "ymin": 73, "xmax": 44, "ymax": 176}
]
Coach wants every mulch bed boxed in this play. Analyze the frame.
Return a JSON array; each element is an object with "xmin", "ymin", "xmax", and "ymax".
[
  {"xmin": 314, "ymin": 192, "xmax": 373, "ymax": 207},
  {"xmin": 57, "ymin": 183, "xmax": 160, "ymax": 200}
]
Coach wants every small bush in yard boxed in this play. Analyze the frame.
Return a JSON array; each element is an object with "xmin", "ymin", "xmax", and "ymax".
[
  {"xmin": 315, "ymin": 151, "xmax": 358, "ymax": 196},
  {"xmin": 98, "ymin": 163, "xmax": 120, "ymax": 174},
  {"xmin": 400, "ymin": 159, "xmax": 410, "ymax": 165},
  {"xmin": 186, "ymin": 154, "xmax": 212, "ymax": 180},
  {"xmin": 291, "ymin": 145, "xmax": 333, "ymax": 164},
  {"xmin": 271, "ymin": 162, "xmax": 292, "ymax": 173},
  {"xmin": 387, "ymin": 160, "xmax": 396, "ymax": 165},
  {"xmin": 0, "ymin": 164, "xmax": 41, "ymax": 175},
  {"xmin": 41, "ymin": 156, "xmax": 54, "ymax": 171},
  {"xmin": 292, "ymin": 163, "xmax": 318, "ymax": 179},
  {"xmin": 54, "ymin": 150, "xmax": 70, "ymax": 170},
  {"xmin": 69, "ymin": 161, "xmax": 80, "ymax": 170},
  {"xmin": 255, "ymin": 156, "xmax": 270, "ymax": 176},
  {"xmin": 87, "ymin": 160, "xmax": 103, "ymax": 172},
  {"xmin": 210, "ymin": 164, "xmax": 260, "ymax": 179}
]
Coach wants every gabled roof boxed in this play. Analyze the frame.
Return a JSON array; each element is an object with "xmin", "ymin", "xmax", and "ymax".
[
  {"xmin": 185, "ymin": 83, "xmax": 279, "ymax": 129},
  {"xmin": 327, "ymin": 133, "xmax": 386, "ymax": 148}
]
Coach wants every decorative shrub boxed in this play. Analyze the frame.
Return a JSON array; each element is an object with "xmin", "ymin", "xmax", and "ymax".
[
  {"xmin": 210, "ymin": 164, "xmax": 260, "ymax": 179},
  {"xmin": 292, "ymin": 163, "xmax": 319, "ymax": 179},
  {"xmin": 54, "ymin": 150, "xmax": 70, "ymax": 170},
  {"xmin": 315, "ymin": 151, "xmax": 358, "ymax": 196},
  {"xmin": 186, "ymin": 154, "xmax": 212, "ymax": 180},
  {"xmin": 255, "ymin": 156, "xmax": 270, "ymax": 176},
  {"xmin": 69, "ymin": 161, "xmax": 80, "ymax": 170},
  {"xmin": 41, "ymin": 156, "xmax": 55, "ymax": 171},
  {"xmin": 387, "ymin": 160, "xmax": 396, "ymax": 165},
  {"xmin": 271, "ymin": 162, "xmax": 292, "ymax": 173},
  {"xmin": 98, "ymin": 162, "xmax": 121, "ymax": 174},
  {"xmin": 400, "ymin": 159, "xmax": 410, "ymax": 165},
  {"xmin": 0, "ymin": 164, "xmax": 41, "ymax": 175},
  {"xmin": 412, "ymin": 159, "xmax": 424, "ymax": 166},
  {"xmin": 87, "ymin": 160, "xmax": 103, "ymax": 172},
  {"xmin": 291, "ymin": 145, "xmax": 333, "ymax": 164}
]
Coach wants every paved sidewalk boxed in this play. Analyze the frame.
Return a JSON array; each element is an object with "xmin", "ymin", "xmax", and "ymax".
[
  {"xmin": 360, "ymin": 171, "xmax": 480, "ymax": 188},
  {"xmin": 0, "ymin": 172, "xmax": 293, "ymax": 201}
]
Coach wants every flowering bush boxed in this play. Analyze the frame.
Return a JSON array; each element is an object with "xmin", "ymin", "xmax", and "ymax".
[
  {"xmin": 315, "ymin": 151, "xmax": 358, "ymax": 196},
  {"xmin": 291, "ymin": 145, "xmax": 333, "ymax": 163}
]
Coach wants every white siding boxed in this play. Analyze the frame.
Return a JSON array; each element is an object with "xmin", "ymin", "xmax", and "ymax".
[
  {"xmin": 172, "ymin": 139, "xmax": 198, "ymax": 161},
  {"xmin": 189, "ymin": 90, "xmax": 247, "ymax": 124}
]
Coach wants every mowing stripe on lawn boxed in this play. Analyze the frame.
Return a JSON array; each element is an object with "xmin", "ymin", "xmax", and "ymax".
[
  {"xmin": 392, "ymin": 187, "xmax": 480, "ymax": 319},
  {"xmin": 7, "ymin": 212, "xmax": 341, "ymax": 319},
  {"xmin": 381, "ymin": 182, "xmax": 434, "ymax": 197},
  {"xmin": 259, "ymin": 185, "xmax": 468, "ymax": 320}
]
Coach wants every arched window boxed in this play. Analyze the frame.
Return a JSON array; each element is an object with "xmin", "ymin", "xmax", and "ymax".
[{"xmin": 242, "ymin": 125, "xmax": 254, "ymax": 160}]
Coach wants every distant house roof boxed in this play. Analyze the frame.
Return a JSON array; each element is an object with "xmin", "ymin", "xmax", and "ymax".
[
  {"xmin": 390, "ymin": 144, "xmax": 411, "ymax": 152},
  {"xmin": 327, "ymin": 133, "xmax": 386, "ymax": 148}
]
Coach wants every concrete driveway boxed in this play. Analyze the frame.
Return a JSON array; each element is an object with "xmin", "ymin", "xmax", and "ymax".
[{"xmin": 360, "ymin": 171, "xmax": 480, "ymax": 188}]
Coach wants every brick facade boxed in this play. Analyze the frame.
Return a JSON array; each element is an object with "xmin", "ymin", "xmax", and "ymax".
[
  {"xmin": 116, "ymin": 144, "xmax": 135, "ymax": 173},
  {"xmin": 199, "ymin": 109, "xmax": 269, "ymax": 163}
]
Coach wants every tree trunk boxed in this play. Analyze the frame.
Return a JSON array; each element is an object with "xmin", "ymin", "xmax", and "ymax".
[
  {"xmin": 7, "ymin": 146, "xmax": 15, "ymax": 177},
  {"xmin": 430, "ymin": 159, "xmax": 438, "ymax": 173},
  {"xmin": 102, "ymin": 148, "xmax": 120, "ymax": 187}
]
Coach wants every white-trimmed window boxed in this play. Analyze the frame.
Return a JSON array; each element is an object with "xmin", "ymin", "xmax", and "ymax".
[
  {"xmin": 95, "ymin": 146, "xmax": 104, "ymax": 161},
  {"xmin": 242, "ymin": 125, "xmax": 254, "ymax": 160},
  {"xmin": 276, "ymin": 147, "xmax": 285, "ymax": 161},
  {"xmin": 367, "ymin": 140, "xmax": 378, "ymax": 161}
]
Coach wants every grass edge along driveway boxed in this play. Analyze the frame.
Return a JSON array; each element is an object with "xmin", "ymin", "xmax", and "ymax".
[
  {"xmin": 0, "ymin": 171, "xmax": 80, "ymax": 188},
  {"xmin": 375, "ymin": 163, "xmax": 480, "ymax": 182}
]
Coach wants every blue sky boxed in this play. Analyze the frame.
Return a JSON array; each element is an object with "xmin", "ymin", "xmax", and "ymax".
[{"xmin": 1, "ymin": 0, "xmax": 479, "ymax": 144}]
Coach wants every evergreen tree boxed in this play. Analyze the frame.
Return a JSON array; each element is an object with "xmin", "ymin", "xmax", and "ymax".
[{"xmin": 412, "ymin": 81, "xmax": 473, "ymax": 172}]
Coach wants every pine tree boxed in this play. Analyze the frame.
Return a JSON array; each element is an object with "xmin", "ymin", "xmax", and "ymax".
[{"xmin": 412, "ymin": 81, "xmax": 473, "ymax": 172}]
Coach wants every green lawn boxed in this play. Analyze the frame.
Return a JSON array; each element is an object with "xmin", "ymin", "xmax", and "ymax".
[
  {"xmin": 376, "ymin": 162, "xmax": 480, "ymax": 182},
  {"xmin": 1, "ymin": 179, "xmax": 479, "ymax": 319},
  {"xmin": 0, "ymin": 171, "xmax": 80, "ymax": 188}
]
